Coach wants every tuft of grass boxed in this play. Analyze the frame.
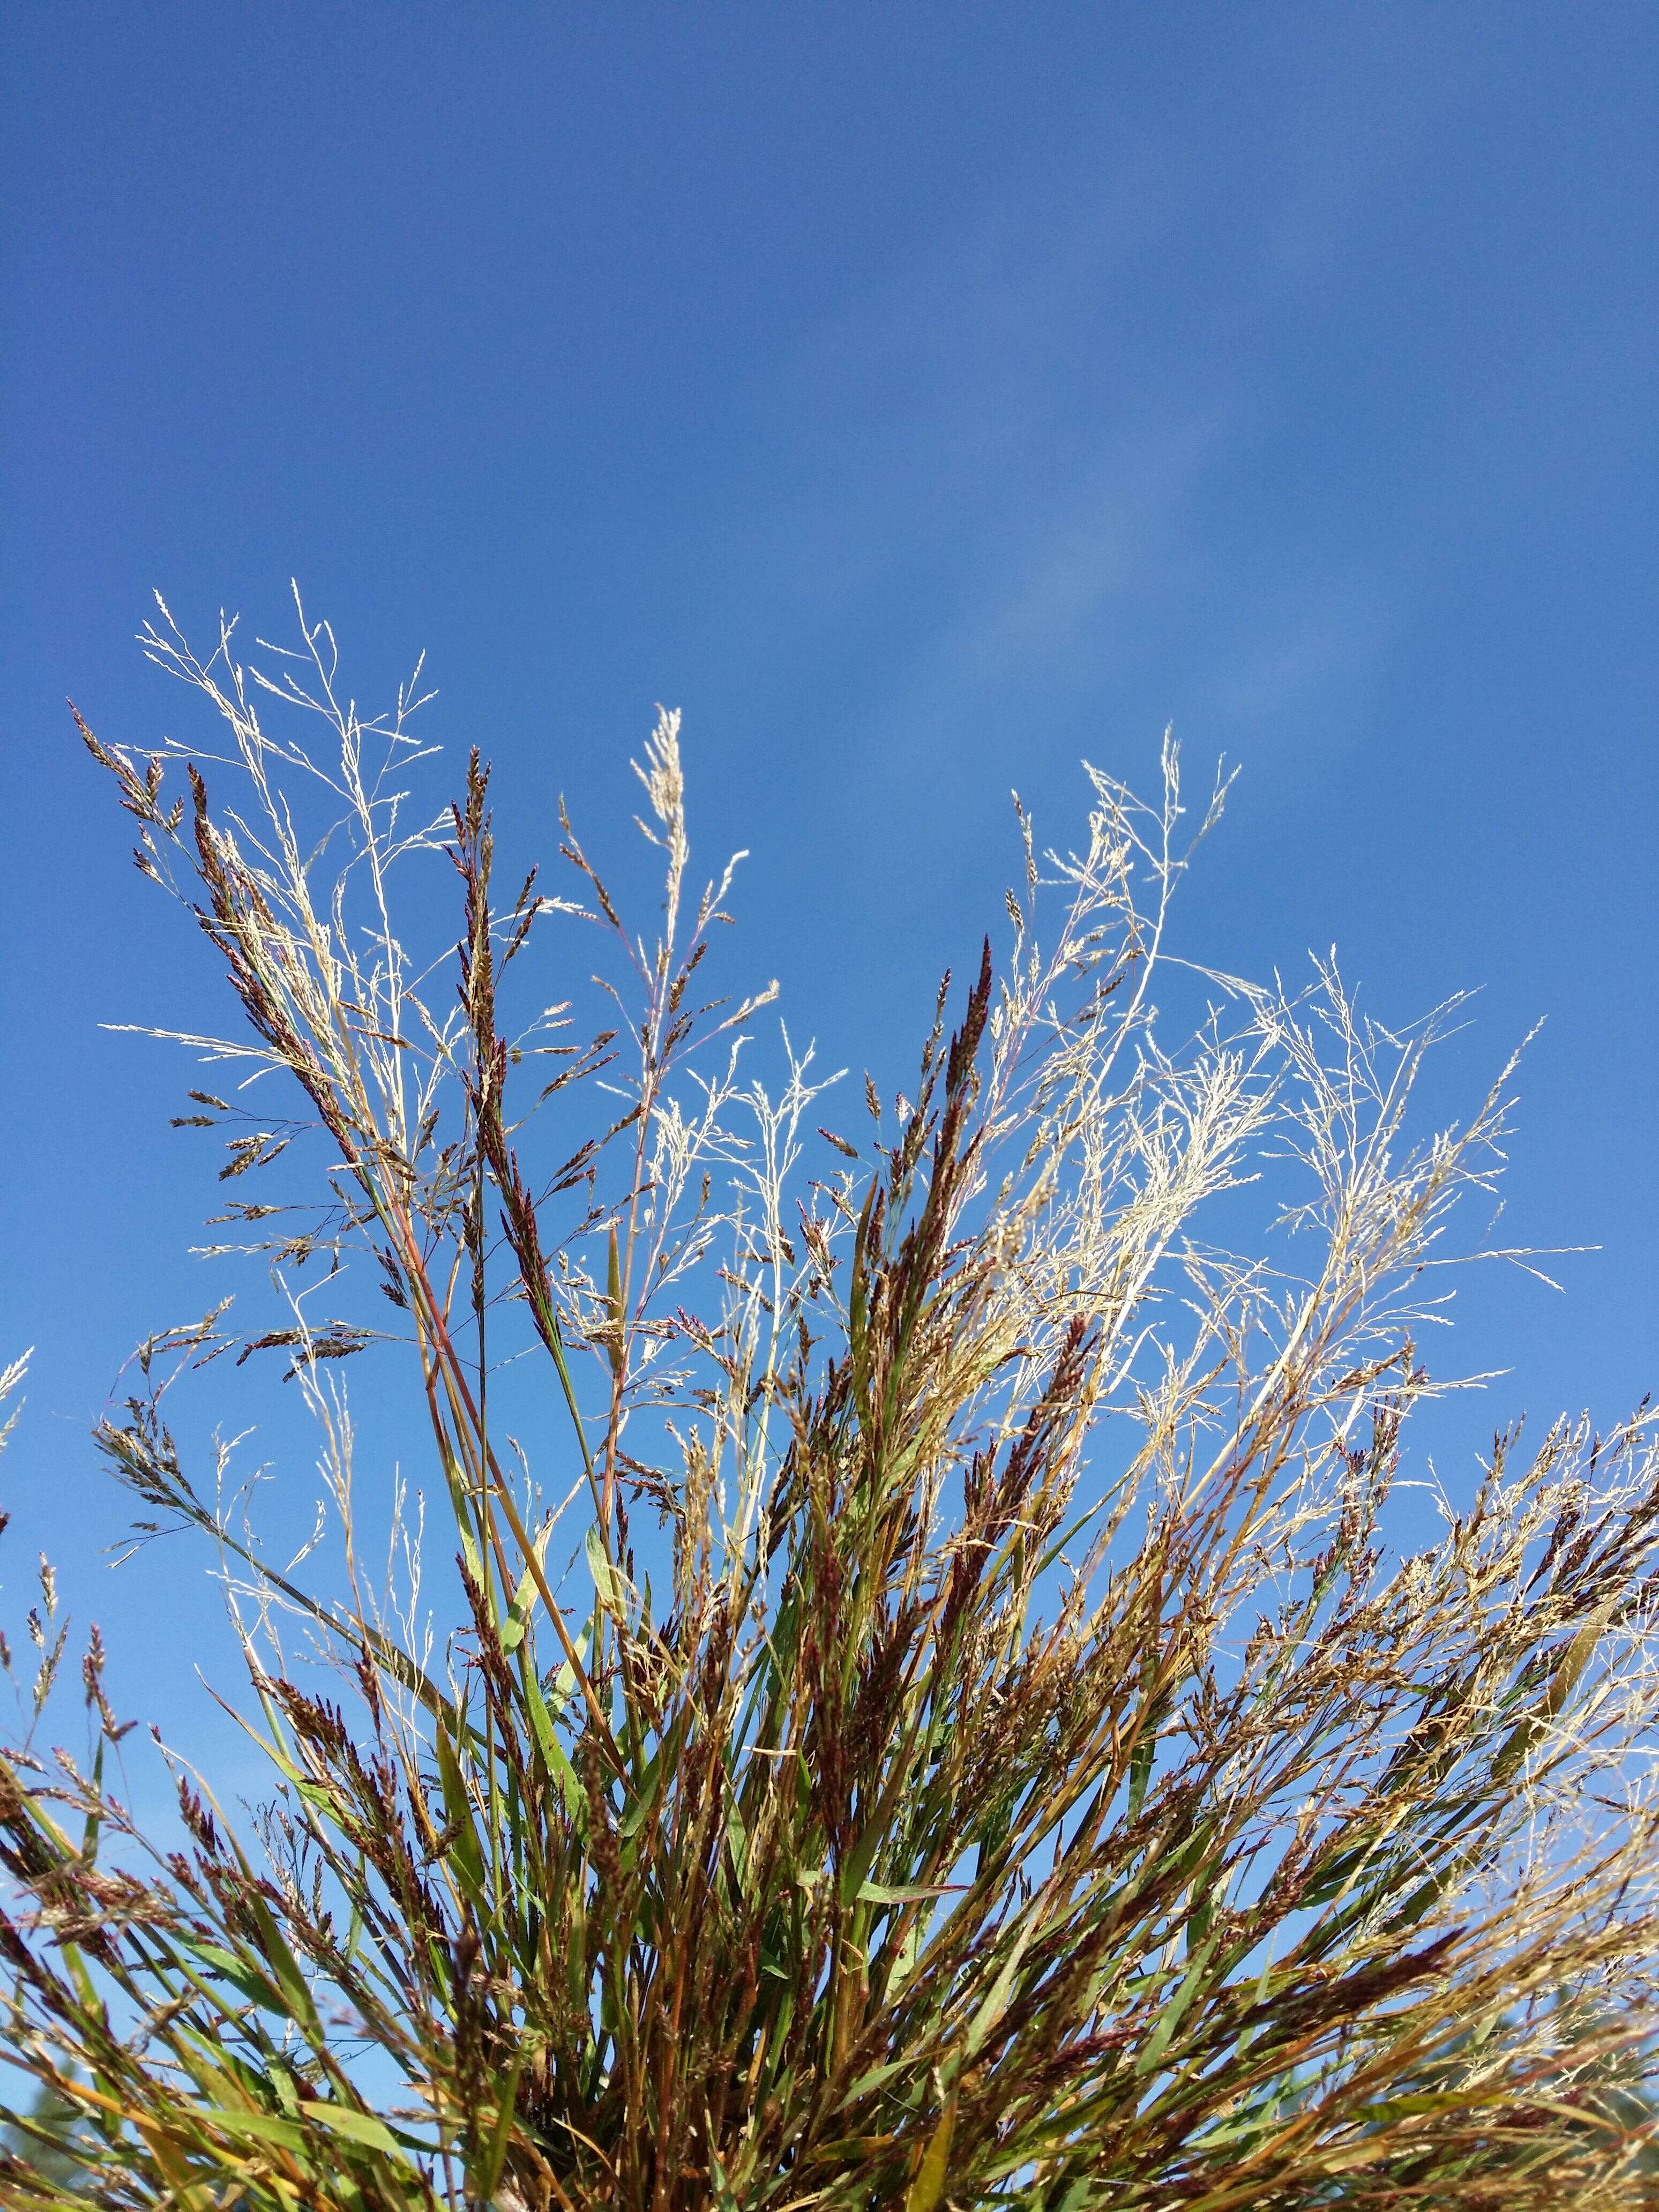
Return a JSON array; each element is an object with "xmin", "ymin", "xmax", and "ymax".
[{"xmin": 3, "ymin": 590, "xmax": 1657, "ymax": 2207}]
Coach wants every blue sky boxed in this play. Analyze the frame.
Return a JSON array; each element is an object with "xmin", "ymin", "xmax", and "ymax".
[{"xmin": 2, "ymin": 4, "xmax": 1656, "ymax": 1759}]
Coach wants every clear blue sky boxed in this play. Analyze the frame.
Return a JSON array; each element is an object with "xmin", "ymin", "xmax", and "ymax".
[{"xmin": 2, "ymin": 5, "xmax": 1655, "ymax": 1760}]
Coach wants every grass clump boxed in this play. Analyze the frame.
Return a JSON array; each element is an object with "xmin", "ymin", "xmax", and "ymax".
[{"xmin": 2, "ymin": 592, "xmax": 1657, "ymax": 2207}]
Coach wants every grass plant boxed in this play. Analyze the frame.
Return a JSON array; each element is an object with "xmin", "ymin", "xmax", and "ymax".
[{"xmin": 2, "ymin": 593, "xmax": 1657, "ymax": 2207}]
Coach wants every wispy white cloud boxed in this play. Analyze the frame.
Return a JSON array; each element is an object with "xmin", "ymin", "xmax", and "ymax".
[
  {"xmin": 1200, "ymin": 582, "xmax": 1391, "ymax": 734},
  {"xmin": 695, "ymin": 104, "xmax": 1411, "ymax": 791}
]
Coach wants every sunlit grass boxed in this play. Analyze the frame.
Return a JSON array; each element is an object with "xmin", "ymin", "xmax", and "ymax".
[{"xmin": 2, "ymin": 591, "xmax": 1655, "ymax": 2207}]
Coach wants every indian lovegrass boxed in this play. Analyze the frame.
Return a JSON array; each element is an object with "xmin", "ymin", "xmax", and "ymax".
[{"xmin": 2, "ymin": 589, "xmax": 1656, "ymax": 2206}]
